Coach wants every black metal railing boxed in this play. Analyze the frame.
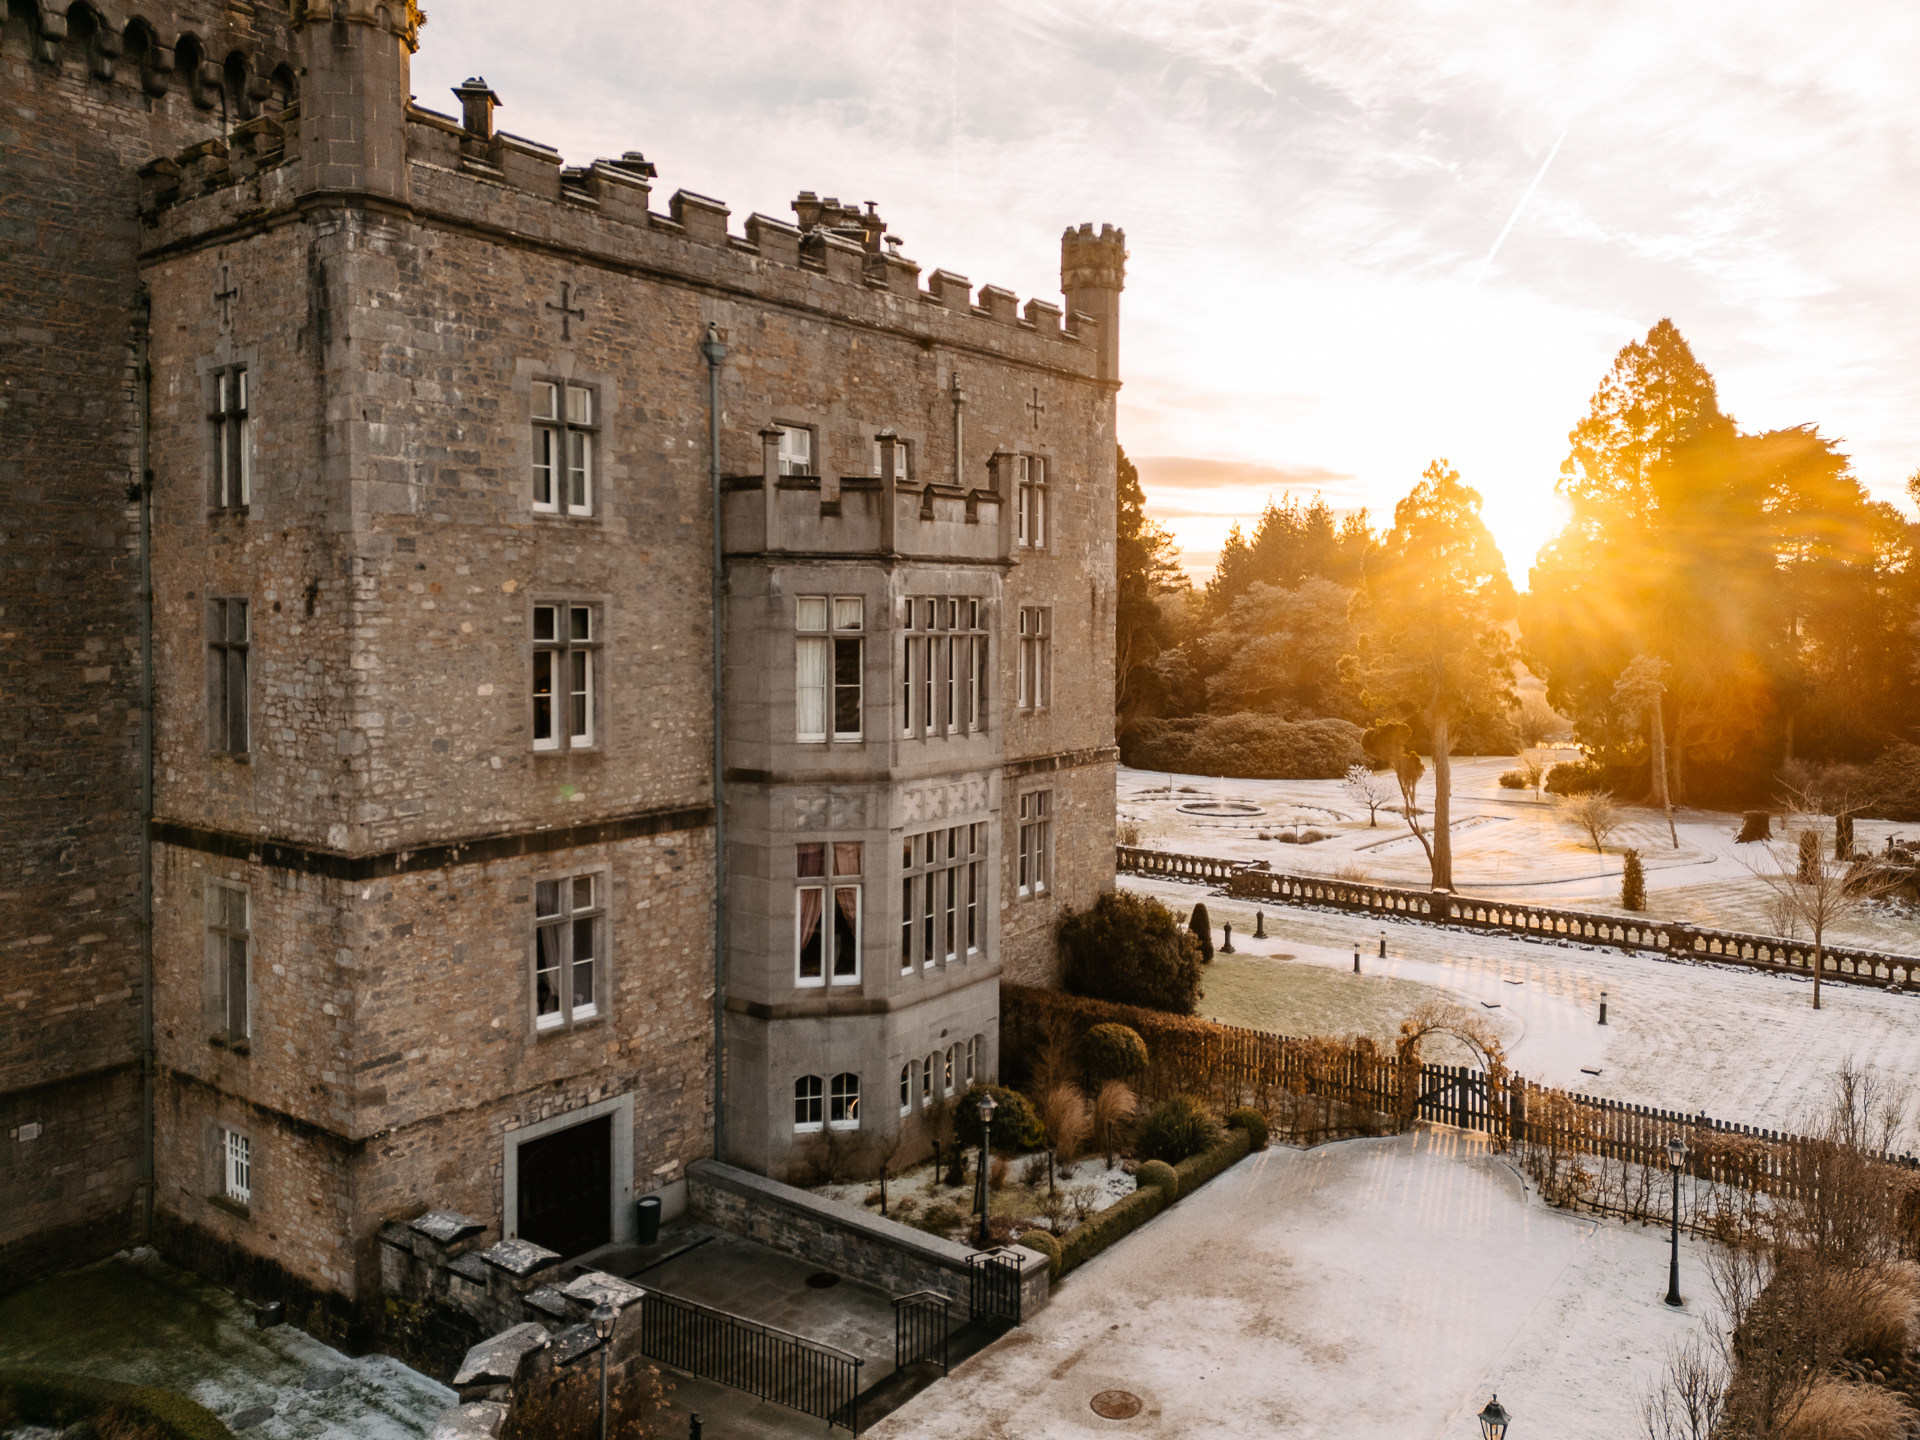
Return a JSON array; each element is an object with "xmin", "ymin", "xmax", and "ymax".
[
  {"xmin": 636, "ymin": 1288, "xmax": 864, "ymax": 1432},
  {"xmin": 892, "ymin": 1291, "xmax": 950, "ymax": 1374},
  {"xmin": 968, "ymin": 1250, "xmax": 1022, "ymax": 1325}
]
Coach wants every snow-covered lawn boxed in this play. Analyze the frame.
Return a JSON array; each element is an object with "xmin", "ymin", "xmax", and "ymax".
[
  {"xmin": 870, "ymin": 1128, "xmax": 1718, "ymax": 1440},
  {"xmin": 1120, "ymin": 760, "xmax": 1920, "ymax": 953}
]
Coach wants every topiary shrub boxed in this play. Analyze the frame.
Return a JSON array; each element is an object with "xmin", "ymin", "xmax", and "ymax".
[
  {"xmin": 1174, "ymin": 1128, "xmax": 1251, "ymax": 1197},
  {"xmin": 1056, "ymin": 889, "xmax": 1204, "ymax": 1015},
  {"xmin": 1188, "ymin": 903, "xmax": 1214, "ymax": 962},
  {"xmin": 1134, "ymin": 1094, "xmax": 1220, "ymax": 1165},
  {"xmin": 1498, "ymin": 770, "xmax": 1528, "ymax": 789},
  {"xmin": 1226, "ymin": 1107, "xmax": 1269, "ymax": 1151},
  {"xmin": 1134, "ymin": 1158, "xmax": 1179, "ymax": 1203},
  {"xmin": 1016, "ymin": 1230, "xmax": 1062, "ymax": 1280},
  {"xmin": 951, "ymin": 1085, "xmax": 1045, "ymax": 1152},
  {"xmin": 1057, "ymin": 1184, "xmax": 1166, "ymax": 1273},
  {"xmin": 1078, "ymin": 1023, "xmax": 1148, "ymax": 1084},
  {"xmin": 1621, "ymin": 848, "xmax": 1645, "ymax": 911}
]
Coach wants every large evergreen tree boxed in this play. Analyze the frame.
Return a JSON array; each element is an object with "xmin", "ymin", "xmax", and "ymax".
[
  {"xmin": 1115, "ymin": 446, "xmax": 1190, "ymax": 728},
  {"xmin": 1345, "ymin": 461, "xmax": 1517, "ymax": 891}
]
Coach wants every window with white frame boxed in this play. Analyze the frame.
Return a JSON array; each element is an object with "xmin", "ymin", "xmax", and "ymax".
[
  {"xmin": 1016, "ymin": 455, "xmax": 1047, "ymax": 548},
  {"xmin": 533, "ymin": 872, "xmax": 602, "ymax": 1029},
  {"xmin": 532, "ymin": 602, "xmax": 598, "ymax": 751},
  {"xmin": 1017, "ymin": 790, "xmax": 1052, "ymax": 898},
  {"xmin": 211, "ymin": 366, "xmax": 250, "ymax": 509},
  {"xmin": 901, "ymin": 596, "xmax": 987, "ymax": 738},
  {"xmin": 531, "ymin": 380, "xmax": 596, "ymax": 517},
  {"xmin": 794, "ymin": 1075, "xmax": 824, "ymax": 1132},
  {"xmin": 796, "ymin": 596, "xmax": 863, "ymax": 742},
  {"xmin": 829, "ymin": 1072, "xmax": 860, "ymax": 1129},
  {"xmin": 796, "ymin": 841, "xmax": 861, "ymax": 987},
  {"xmin": 966, "ymin": 1035, "xmax": 978, "ymax": 1085},
  {"xmin": 920, "ymin": 1054, "xmax": 933, "ymax": 1106},
  {"xmin": 1017, "ymin": 606, "xmax": 1051, "ymax": 711},
  {"xmin": 899, "ymin": 1061, "xmax": 913, "ymax": 1116},
  {"xmin": 942, "ymin": 1046, "xmax": 954, "ymax": 1096},
  {"xmin": 900, "ymin": 821, "xmax": 984, "ymax": 971},
  {"xmin": 776, "ymin": 424, "xmax": 814, "ymax": 476},
  {"xmin": 871, "ymin": 436, "xmax": 909, "ymax": 478},
  {"xmin": 222, "ymin": 1127, "xmax": 252, "ymax": 1205},
  {"xmin": 207, "ymin": 598, "xmax": 250, "ymax": 755},
  {"xmin": 206, "ymin": 881, "xmax": 249, "ymax": 1045}
]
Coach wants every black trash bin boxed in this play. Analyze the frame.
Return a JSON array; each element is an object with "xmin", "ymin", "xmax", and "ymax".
[{"xmin": 636, "ymin": 1195, "xmax": 663, "ymax": 1245}]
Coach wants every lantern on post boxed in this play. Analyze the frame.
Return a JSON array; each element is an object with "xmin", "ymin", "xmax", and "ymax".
[
  {"xmin": 591, "ymin": 1301, "xmax": 618, "ymax": 1440},
  {"xmin": 1664, "ymin": 1136, "xmax": 1686, "ymax": 1307},
  {"xmin": 1477, "ymin": 1394, "xmax": 1511, "ymax": 1440},
  {"xmin": 975, "ymin": 1090, "xmax": 997, "ymax": 1247}
]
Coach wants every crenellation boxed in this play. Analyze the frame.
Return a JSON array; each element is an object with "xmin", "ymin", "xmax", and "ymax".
[{"xmin": 669, "ymin": 188, "xmax": 731, "ymax": 243}]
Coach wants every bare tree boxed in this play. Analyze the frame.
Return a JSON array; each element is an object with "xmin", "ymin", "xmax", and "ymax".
[
  {"xmin": 1514, "ymin": 687, "xmax": 1569, "ymax": 748},
  {"xmin": 1614, "ymin": 654, "xmax": 1679, "ymax": 849},
  {"xmin": 1744, "ymin": 812, "xmax": 1899, "ymax": 1010},
  {"xmin": 1513, "ymin": 749, "xmax": 1550, "ymax": 801},
  {"xmin": 1555, "ymin": 790, "xmax": 1623, "ymax": 854},
  {"xmin": 1639, "ymin": 1332, "xmax": 1728, "ymax": 1440},
  {"xmin": 1341, "ymin": 763, "xmax": 1396, "ymax": 827}
]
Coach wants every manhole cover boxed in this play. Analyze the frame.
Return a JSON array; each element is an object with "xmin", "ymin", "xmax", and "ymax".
[
  {"xmin": 804, "ymin": 1271, "xmax": 841, "ymax": 1289},
  {"xmin": 1090, "ymin": 1390, "xmax": 1142, "ymax": 1419}
]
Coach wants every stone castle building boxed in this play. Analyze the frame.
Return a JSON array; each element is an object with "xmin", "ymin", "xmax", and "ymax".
[{"xmin": 1, "ymin": 0, "xmax": 1122, "ymax": 1336}]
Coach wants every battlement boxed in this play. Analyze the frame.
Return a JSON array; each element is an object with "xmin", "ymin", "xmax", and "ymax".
[
  {"xmin": 10, "ymin": 0, "xmax": 298, "ymax": 114},
  {"xmin": 133, "ymin": 53, "xmax": 1124, "ymax": 376}
]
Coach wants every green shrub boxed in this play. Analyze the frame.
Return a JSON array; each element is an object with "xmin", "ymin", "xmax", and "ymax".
[
  {"xmin": 1621, "ymin": 848, "xmax": 1646, "ymax": 911},
  {"xmin": 951, "ymin": 1085, "xmax": 1045, "ymax": 1151},
  {"xmin": 1226, "ymin": 1107, "xmax": 1269, "ymax": 1150},
  {"xmin": 1135, "ymin": 1158, "xmax": 1179, "ymax": 1202},
  {"xmin": 1077, "ymin": 1023, "xmax": 1148, "ymax": 1083},
  {"xmin": 1545, "ymin": 758, "xmax": 1610, "ymax": 795},
  {"xmin": 1016, "ymin": 1230, "xmax": 1062, "ymax": 1279},
  {"xmin": 1498, "ymin": 770, "xmax": 1528, "ymax": 789},
  {"xmin": 1056, "ymin": 889, "xmax": 1204, "ymax": 1015},
  {"xmin": 1120, "ymin": 715, "xmax": 1364, "ymax": 781},
  {"xmin": 1057, "ymin": 1184, "xmax": 1166, "ymax": 1273},
  {"xmin": 1188, "ymin": 903, "xmax": 1214, "ymax": 962},
  {"xmin": 0, "ymin": 1371, "xmax": 233, "ymax": 1440},
  {"xmin": 1173, "ymin": 1128, "xmax": 1251, "ymax": 1196},
  {"xmin": 1134, "ymin": 1095, "xmax": 1220, "ymax": 1165}
]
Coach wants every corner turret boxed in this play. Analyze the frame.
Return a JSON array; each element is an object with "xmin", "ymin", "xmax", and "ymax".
[
  {"xmin": 291, "ymin": 0, "xmax": 419, "ymax": 201},
  {"xmin": 1061, "ymin": 223, "xmax": 1127, "ymax": 384}
]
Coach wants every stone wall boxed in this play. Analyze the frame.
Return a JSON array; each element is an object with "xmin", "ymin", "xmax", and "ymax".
[
  {"xmin": 0, "ymin": 0, "xmax": 298, "ymax": 1289},
  {"xmin": 686, "ymin": 1157, "xmax": 1048, "ymax": 1317}
]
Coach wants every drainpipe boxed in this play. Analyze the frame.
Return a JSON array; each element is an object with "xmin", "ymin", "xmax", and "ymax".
[
  {"xmin": 135, "ymin": 284, "xmax": 157, "ymax": 1244},
  {"xmin": 701, "ymin": 323, "xmax": 729, "ymax": 1166}
]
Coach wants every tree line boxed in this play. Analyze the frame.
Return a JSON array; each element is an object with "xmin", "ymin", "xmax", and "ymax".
[{"xmin": 1116, "ymin": 319, "xmax": 1920, "ymax": 855}]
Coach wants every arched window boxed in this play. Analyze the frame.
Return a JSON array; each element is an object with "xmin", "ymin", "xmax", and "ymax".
[
  {"xmin": 269, "ymin": 62, "xmax": 297, "ymax": 112},
  {"xmin": 793, "ymin": 1075, "xmax": 823, "ymax": 1133},
  {"xmin": 921, "ymin": 1054, "xmax": 934, "ymax": 1106},
  {"xmin": 223, "ymin": 50, "xmax": 255, "ymax": 123},
  {"xmin": 829, "ymin": 1073, "xmax": 860, "ymax": 1130},
  {"xmin": 967, "ymin": 1035, "xmax": 979, "ymax": 1086},
  {"xmin": 899, "ymin": 1062, "xmax": 912, "ymax": 1116},
  {"xmin": 942, "ymin": 1046, "xmax": 954, "ymax": 1096}
]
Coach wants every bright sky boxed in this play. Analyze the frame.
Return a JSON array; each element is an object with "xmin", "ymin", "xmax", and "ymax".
[{"xmin": 413, "ymin": 1, "xmax": 1920, "ymax": 587}]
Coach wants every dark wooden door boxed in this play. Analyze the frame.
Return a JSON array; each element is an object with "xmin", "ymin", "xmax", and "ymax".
[{"xmin": 516, "ymin": 1114, "xmax": 612, "ymax": 1257}]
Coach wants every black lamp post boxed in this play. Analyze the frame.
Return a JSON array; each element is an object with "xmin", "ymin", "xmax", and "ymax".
[
  {"xmin": 1664, "ymin": 1136, "xmax": 1686, "ymax": 1307},
  {"xmin": 591, "ymin": 1301, "xmax": 618, "ymax": 1440},
  {"xmin": 1477, "ymin": 1394, "xmax": 1511, "ymax": 1439},
  {"xmin": 975, "ymin": 1091, "xmax": 997, "ymax": 1247}
]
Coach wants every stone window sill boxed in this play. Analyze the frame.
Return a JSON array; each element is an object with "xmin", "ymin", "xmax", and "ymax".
[{"xmin": 209, "ymin": 1194, "xmax": 251, "ymax": 1221}]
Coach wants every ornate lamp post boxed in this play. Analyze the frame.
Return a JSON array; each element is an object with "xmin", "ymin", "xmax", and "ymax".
[
  {"xmin": 975, "ymin": 1091, "xmax": 997, "ymax": 1247},
  {"xmin": 1664, "ymin": 1136, "xmax": 1686, "ymax": 1307},
  {"xmin": 591, "ymin": 1300, "xmax": 618, "ymax": 1440},
  {"xmin": 1477, "ymin": 1394, "xmax": 1511, "ymax": 1439}
]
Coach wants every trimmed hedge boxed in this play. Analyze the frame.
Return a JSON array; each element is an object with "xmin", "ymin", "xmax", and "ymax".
[
  {"xmin": 1015, "ymin": 1230, "xmax": 1062, "ymax": 1280},
  {"xmin": 1173, "ymin": 1128, "xmax": 1251, "ymax": 1196},
  {"xmin": 1227, "ymin": 1107, "xmax": 1269, "ymax": 1151},
  {"xmin": 1135, "ymin": 1158, "xmax": 1179, "ymax": 1202},
  {"xmin": 1121, "ymin": 714, "xmax": 1364, "ymax": 781},
  {"xmin": 0, "ymin": 1369, "xmax": 234, "ymax": 1440},
  {"xmin": 1057, "ymin": 1184, "xmax": 1166, "ymax": 1273}
]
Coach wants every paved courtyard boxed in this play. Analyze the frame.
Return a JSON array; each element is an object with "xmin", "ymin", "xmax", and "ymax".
[{"xmin": 870, "ymin": 1128, "xmax": 1720, "ymax": 1440}]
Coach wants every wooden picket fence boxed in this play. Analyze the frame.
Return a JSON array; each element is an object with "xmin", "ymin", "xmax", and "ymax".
[{"xmin": 1001, "ymin": 986, "xmax": 1920, "ymax": 1209}]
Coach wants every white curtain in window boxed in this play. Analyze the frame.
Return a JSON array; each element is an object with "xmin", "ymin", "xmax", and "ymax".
[{"xmin": 796, "ymin": 636, "xmax": 828, "ymax": 738}]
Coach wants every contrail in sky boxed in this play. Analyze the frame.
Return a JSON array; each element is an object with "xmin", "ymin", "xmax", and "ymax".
[{"xmin": 1473, "ymin": 131, "xmax": 1567, "ymax": 287}]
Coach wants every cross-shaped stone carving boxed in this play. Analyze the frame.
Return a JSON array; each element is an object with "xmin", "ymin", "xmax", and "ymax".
[
  {"xmin": 1026, "ymin": 387, "xmax": 1045, "ymax": 428},
  {"xmin": 546, "ymin": 281, "xmax": 586, "ymax": 341},
  {"xmin": 215, "ymin": 266, "xmax": 238, "ymax": 332}
]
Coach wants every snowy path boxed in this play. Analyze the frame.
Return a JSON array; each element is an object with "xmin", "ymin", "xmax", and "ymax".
[
  {"xmin": 870, "ymin": 1129, "xmax": 1718, "ymax": 1440},
  {"xmin": 1128, "ymin": 872, "xmax": 1920, "ymax": 1150}
]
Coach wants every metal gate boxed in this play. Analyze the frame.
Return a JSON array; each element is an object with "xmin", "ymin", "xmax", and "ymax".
[
  {"xmin": 968, "ymin": 1250, "xmax": 1022, "ymax": 1325},
  {"xmin": 892, "ymin": 1291, "xmax": 950, "ymax": 1373},
  {"xmin": 637, "ymin": 1288, "xmax": 864, "ymax": 1432}
]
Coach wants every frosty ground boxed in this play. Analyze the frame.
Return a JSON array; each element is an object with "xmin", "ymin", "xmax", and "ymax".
[
  {"xmin": 1119, "ymin": 760, "xmax": 1920, "ymax": 1148},
  {"xmin": 871, "ymin": 1128, "xmax": 1719, "ymax": 1440}
]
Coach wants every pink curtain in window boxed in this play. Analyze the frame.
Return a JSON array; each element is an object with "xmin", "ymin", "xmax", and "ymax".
[{"xmin": 797, "ymin": 888, "xmax": 824, "ymax": 976}]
